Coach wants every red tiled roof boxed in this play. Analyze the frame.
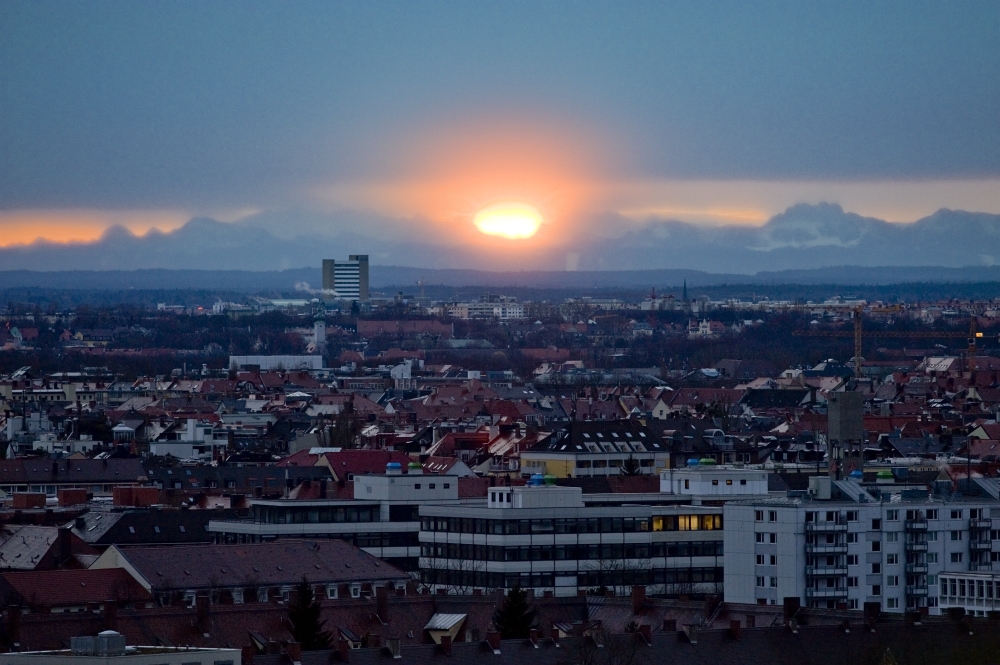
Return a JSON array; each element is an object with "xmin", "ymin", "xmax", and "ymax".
[{"xmin": 1, "ymin": 568, "xmax": 151, "ymax": 607}]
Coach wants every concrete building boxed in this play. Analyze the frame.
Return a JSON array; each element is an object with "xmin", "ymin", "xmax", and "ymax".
[
  {"xmin": 322, "ymin": 255, "xmax": 369, "ymax": 302},
  {"xmin": 938, "ymin": 571, "xmax": 1000, "ymax": 617},
  {"xmin": 208, "ymin": 463, "xmax": 462, "ymax": 571},
  {"xmin": 415, "ymin": 469, "xmax": 772, "ymax": 597},
  {"xmin": 724, "ymin": 484, "xmax": 1000, "ymax": 615}
]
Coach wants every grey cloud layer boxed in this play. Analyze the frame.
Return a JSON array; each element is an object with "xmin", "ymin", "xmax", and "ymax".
[{"xmin": 1, "ymin": 2, "xmax": 999, "ymax": 211}]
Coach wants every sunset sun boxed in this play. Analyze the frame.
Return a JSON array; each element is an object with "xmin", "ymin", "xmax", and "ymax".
[{"xmin": 473, "ymin": 202, "xmax": 544, "ymax": 239}]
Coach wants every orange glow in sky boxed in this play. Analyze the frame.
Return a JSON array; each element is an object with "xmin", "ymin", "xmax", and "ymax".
[
  {"xmin": 473, "ymin": 202, "xmax": 544, "ymax": 239},
  {"xmin": 0, "ymin": 209, "xmax": 248, "ymax": 247}
]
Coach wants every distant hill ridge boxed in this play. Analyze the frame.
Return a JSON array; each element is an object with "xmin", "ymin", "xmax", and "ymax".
[
  {"xmin": 0, "ymin": 203, "xmax": 999, "ymax": 275},
  {"xmin": 4, "ymin": 264, "xmax": 1000, "ymax": 292}
]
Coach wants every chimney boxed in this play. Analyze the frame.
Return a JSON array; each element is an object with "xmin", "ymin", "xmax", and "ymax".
[
  {"xmin": 241, "ymin": 646, "xmax": 255, "ymax": 665},
  {"xmin": 783, "ymin": 597, "xmax": 800, "ymax": 624},
  {"xmin": 728, "ymin": 620, "xmax": 741, "ymax": 640},
  {"xmin": 196, "ymin": 592, "xmax": 210, "ymax": 634},
  {"xmin": 683, "ymin": 625, "xmax": 698, "ymax": 644},
  {"xmin": 631, "ymin": 585, "xmax": 646, "ymax": 615},
  {"xmin": 662, "ymin": 618, "xmax": 676, "ymax": 633},
  {"xmin": 486, "ymin": 631, "xmax": 500, "ymax": 653},
  {"xmin": 550, "ymin": 625, "xmax": 560, "ymax": 646},
  {"xmin": 529, "ymin": 628, "xmax": 538, "ymax": 648},
  {"xmin": 6, "ymin": 606, "xmax": 20, "ymax": 647},
  {"xmin": 286, "ymin": 642, "xmax": 302, "ymax": 664},
  {"xmin": 103, "ymin": 601, "xmax": 118, "ymax": 631},
  {"xmin": 386, "ymin": 637, "xmax": 402, "ymax": 659},
  {"xmin": 57, "ymin": 525, "xmax": 73, "ymax": 565},
  {"xmin": 337, "ymin": 639, "xmax": 350, "ymax": 662},
  {"xmin": 376, "ymin": 586, "xmax": 389, "ymax": 622},
  {"xmin": 440, "ymin": 635, "xmax": 452, "ymax": 656},
  {"xmin": 637, "ymin": 624, "xmax": 651, "ymax": 645},
  {"xmin": 366, "ymin": 634, "xmax": 382, "ymax": 649}
]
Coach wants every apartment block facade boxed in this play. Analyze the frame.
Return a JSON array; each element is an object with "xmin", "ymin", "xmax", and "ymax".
[{"xmin": 724, "ymin": 494, "xmax": 1000, "ymax": 615}]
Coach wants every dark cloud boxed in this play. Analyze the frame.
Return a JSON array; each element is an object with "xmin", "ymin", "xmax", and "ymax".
[{"xmin": 1, "ymin": 1, "xmax": 998, "ymax": 212}]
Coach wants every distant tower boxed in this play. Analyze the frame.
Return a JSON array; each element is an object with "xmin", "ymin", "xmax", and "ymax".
[
  {"xmin": 682, "ymin": 279, "xmax": 688, "ymax": 302},
  {"xmin": 321, "ymin": 255, "xmax": 369, "ymax": 302},
  {"xmin": 827, "ymin": 392, "xmax": 864, "ymax": 480}
]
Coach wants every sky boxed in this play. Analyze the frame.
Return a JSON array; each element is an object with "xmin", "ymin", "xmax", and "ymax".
[{"xmin": 1, "ymin": 1, "xmax": 999, "ymax": 258}]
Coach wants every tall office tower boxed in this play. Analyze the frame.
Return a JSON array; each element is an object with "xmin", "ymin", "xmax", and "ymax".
[{"xmin": 321, "ymin": 255, "xmax": 369, "ymax": 302}]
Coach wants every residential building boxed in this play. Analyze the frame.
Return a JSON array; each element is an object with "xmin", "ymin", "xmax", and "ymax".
[
  {"xmin": 91, "ymin": 539, "xmax": 409, "ymax": 606},
  {"xmin": 520, "ymin": 421, "xmax": 669, "ymax": 478},
  {"xmin": 724, "ymin": 487, "xmax": 1000, "ymax": 614}
]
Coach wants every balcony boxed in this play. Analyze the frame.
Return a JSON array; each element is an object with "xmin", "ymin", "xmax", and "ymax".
[
  {"xmin": 970, "ymin": 562, "xmax": 994, "ymax": 572},
  {"xmin": 806, "ymin": 544, "xmax": 848, "ymax": 554},
  {"xmin": 905, "ymin": 563, "xmax": 928, "ymax": 574},
  {"xmin": 806, "ymin": 566, "xmax": 848, "ymax": 576},
  {"xmin": 971, "ymin": 541, "xmax": 992, "ymax": 551},
  {"xmin": 806, "ymin": 522, "xmax": 848, "ymax": 533},
  {"xmin": 904, "ymin": 520, "xmax": 928, "ymax": 531},
  {"xmin": 806, "ymin": 587, "xmax": 849, "ymax": 599},
  {"xmin": 905, "ymin": 541, "xmax": 928, "ymax": 552},
  {"xmin": 905, "ymin": 586, "xmax": 928, "ymax": 596},
  {"xmin": 970, "ymin": 518, "xmax": 993, "ymax": 529}
]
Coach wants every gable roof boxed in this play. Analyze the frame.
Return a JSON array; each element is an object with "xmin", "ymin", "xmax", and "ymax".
[
  {"xmin": 1, "ymin": 568, "xmax": 151, "ymax": 607},
  {"xmin": 111, "ymin": 540, "xmax": 410, "ymax": 592}
]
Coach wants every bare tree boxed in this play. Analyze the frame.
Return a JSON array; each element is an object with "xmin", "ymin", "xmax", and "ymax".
[{"xmin": 582, "ymin": 554, "xmax": 651, "ymax": 595}]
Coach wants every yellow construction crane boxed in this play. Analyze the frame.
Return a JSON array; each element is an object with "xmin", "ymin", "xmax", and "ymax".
[{"xmin": 793, "ymin": 305, "xmax": 979, "ymax": 378}]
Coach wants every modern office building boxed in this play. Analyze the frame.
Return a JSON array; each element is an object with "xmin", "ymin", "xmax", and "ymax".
[
  {"xmin": 417, "ymin": 467, "xmax": 769, "ymax": 597},
  {"xmin": 322, "ymin": 254, "xmax": 369, "ymax": 302},
  {"xmin": 208, "ymin": 464, "xmax": 460, "ymax": 571},
  {"xmin": 724, "ymin": 478, "xmax": 1000, "ymax": 615}
]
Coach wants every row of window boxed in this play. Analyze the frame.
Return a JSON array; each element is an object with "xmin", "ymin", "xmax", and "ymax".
[
  {"xmin": 215, "ymin": 532, "xmax": 418, "ymax": 548},
  {"xmin": 791, "ymin": 508, "xmax": 986, "ymax": 525},
  {"xmin": 421, "ymin": 541, "xmax": 723, "ymax": 561},
  {"xmin": 575, "ymin": 458, "xmax": 654, "ymax": 468},
  {"xmin": 942, "ymin": 577, "xmax": 1000, "ymax": 600},
  {"xmin": 421, "ymin": 566, "xmax": 723, "ymax": 588},
  {"xmin": 420, "ymin": 514, "xmax": 723, "ymax": 535},
  {"xmin": 251, "ymin": 506, "xmax": 379, "ymax": 524}
]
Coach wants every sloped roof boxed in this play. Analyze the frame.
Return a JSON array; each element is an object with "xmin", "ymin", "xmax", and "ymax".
[
  {"xmin": 1, "ymin": 568, "xmax": 151, "ymax": 606},
  {"xmin": 0, "ymin": 525, "xmax": 58, "ymax": 571},
  {"xmin": 115, "ymin": 540, "xmax": 410, "ymax": 592}
]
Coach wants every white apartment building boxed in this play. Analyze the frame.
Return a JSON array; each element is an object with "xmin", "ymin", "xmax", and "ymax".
[
  {"xmin": 447, "ymin": 295, "xmax": 525, "ymax": 320},
  {"xmin": 148, "ymin": 418, "xmax": 229, "ymax": 462},
  {"xmin": 724, "ymin": 488, "xmax": 1000, "ymax": 615}
]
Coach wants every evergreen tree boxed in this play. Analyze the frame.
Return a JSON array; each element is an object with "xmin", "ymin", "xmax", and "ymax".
[
  {"xmin": 622, "ymin": 454, "xmax": 641, "ymax": 476},
  {"xmin": 288, "ymin": 577, "xmax": 332, "ymax": 650},
  {"xmin": 492, "ymin": 586, "xmax": 536, "ymax": 639}
]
